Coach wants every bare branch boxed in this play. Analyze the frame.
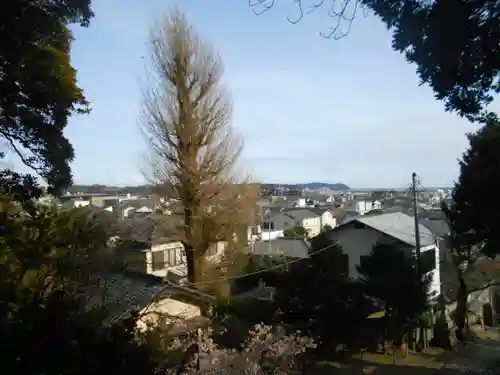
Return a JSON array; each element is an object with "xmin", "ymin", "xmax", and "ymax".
[
  {"xmin": 249, "ymin": 0, "xmax": 368, "ymax": 40},
  {"xmin": 249, "ymin": 0, "xmax": 275, "ymax": 16}
]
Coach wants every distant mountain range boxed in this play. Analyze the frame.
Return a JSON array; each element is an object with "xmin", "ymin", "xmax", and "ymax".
[
  {"xmin": 68, "ymin": 182, "xmax": 351, "ymax": 196},
  {"xmin": 295, "ymin": 182, "xmax": 350, "ymax": 190},
  {"xmin": 260, "ymin": 182, "xmax": 350, "ymax": 191}
]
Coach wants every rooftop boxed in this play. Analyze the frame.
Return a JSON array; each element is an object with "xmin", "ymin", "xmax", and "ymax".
[
  {"xmin": 249, "ymin": 238, "xmax": 310, "ymax": 258},
  {"xmin": 347, "ymin": 212, "xmax": 435, "ymax": 248}
]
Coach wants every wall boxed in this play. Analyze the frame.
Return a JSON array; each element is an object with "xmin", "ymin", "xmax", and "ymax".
[
  {"xmin": 321, "ymin": 211, "xmax": 337, "ymax": 229},
  {"xmin": 326, "ymin": 225, "xmax": 441, "ymax": 297},
  {"xmin": 146, "ymin": 240, "xmax": 226, "ymax": 277},
  {"xmin": 303, "ymin": 217, "xmax": 321, "ymax": 237},
  {"xmin": 136, "ymin": 297, "xmax": 202, "ymax": 331},
  {"xmin": 444, "ymin": 287, "xmax": 494, "ymax": 330},
  {"xmin": 261, "ymin": 230, "xmax": 284, "ymax": 241},
  {"xmin": 74, "ymin": 199, "xmax": 90, "ymax": 208}
]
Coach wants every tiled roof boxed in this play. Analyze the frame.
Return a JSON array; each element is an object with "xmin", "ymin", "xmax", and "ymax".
[{"xmin": 284, "ymin": 209, "xmax": 320, "ymax": 221}]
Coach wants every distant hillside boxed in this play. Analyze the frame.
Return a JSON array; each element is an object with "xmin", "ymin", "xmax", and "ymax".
[
  {"xmin": 296, "ymin": 182, "xmax": 350, "ymax": 190},
  {"xmin": 69, "ymin": 184, "xmax": 155, "ymax": 196}
]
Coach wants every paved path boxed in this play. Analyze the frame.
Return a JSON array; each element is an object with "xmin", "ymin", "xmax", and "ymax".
[{"xmin": 439, "ymin": 328, "xmax": 500, "ymax": 374}]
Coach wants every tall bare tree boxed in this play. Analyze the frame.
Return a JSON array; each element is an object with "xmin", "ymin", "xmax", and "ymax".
[{"xmin": 141, "ymin": 10, "xmax": 258, "ymax": 284}]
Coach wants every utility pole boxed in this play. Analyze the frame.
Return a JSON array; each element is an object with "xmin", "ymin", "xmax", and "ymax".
[{"xmin": 411, "ymin": 172, "xmax": 421, "ymax": 277}]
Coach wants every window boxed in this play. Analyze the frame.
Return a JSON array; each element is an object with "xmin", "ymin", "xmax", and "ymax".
[
  {"xmin": 207, "ymin": 244, "xmax": 218, "ymax": 256},
  {"xmin": 420, "ymin": 249, "xmax": 437, "ymax": 274},
  {"xmin": 262, "ymin": 221, "xmax": 275, "ymax": 230},
  {"xmin": 151, "ymin": 250, "xmax": 165, "ymax": 271},
  {"xmin": 166, "ymin": 248, "xmax": 176, "ymax": 266},
  {"xmin": 251, "ymin": 226, "xmax": 260, "ymax": 235}
]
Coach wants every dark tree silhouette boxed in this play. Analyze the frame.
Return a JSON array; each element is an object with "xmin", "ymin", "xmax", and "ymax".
[
  {"xmin": 443, "ymin": 120, "xmax": 500, "ymax": 338},
  {"xmin": 0, "ymin": 0, "xmax": 93, "ymax": 197},
  {"xmin": 275, "ymin": 239, "xmax": 371, "ymax": 351},
  {"xmin": 357, "ymin": 242, "xmax": 432, "ymax": 344}
]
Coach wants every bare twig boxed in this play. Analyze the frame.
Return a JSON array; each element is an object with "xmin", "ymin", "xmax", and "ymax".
[{"xmin": 248, "ymin": 0, "xmax": 368, "ymax": 40}]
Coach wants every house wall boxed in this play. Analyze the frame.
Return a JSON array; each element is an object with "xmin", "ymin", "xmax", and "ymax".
[
  {"xmin": 303, "ymin": 217, "xmax": 321, "ymax": 237},
  {"xmin": 325, "ymin": 225, "xmax": 441, "ymax": 297},
  {"xmin": 261, "ymin": 230, "xmax": 284, "ymax": 241},
  {"xmin": 74, "ymin": 199, "xmax": 90, "ymax": 208},
  {"xmin": 144, "ymin": 240, "xmax": 226, "ymax": 277},
  {"xmin": 321, "ymin": 211, "xmax": 337, "ymax": 229},
  {"xmin": 136, "ymin": 297, "xmax": 202, "ymax": 331},
  {"xmin": 444, "ymin": 287, "xmax": 495, "ymax": 331}
]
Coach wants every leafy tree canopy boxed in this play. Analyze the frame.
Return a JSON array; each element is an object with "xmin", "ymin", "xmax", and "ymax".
[
  {"xmin": 0, "ymin": 195, "xmax": 159, "ymax": 375},
  {"xmin": 444, "ymin": 121, "xmax": 500, "ymax": 257},
  {"xmin": 250, "ymin": 0, "xmax": 500, "ymax": 124},
  {"xmin": 0, "ymin": 0, "xmax": 93, "ymax": 197},
  {"xmin": 275, "ymin": 240, "xmax": 371, "ymax": 349},
  {"xmin": 283, "ymin": 226, "xmax": 307, "ymax": 238}
]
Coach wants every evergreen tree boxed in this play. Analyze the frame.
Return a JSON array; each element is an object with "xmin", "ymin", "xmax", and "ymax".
[
  {"xmin": 275, "ymin": 238, "xmax": 371, "ymax": 351},
  {"xmin": 356, "ymin": 242, "xmax": 432, "ymax": 343},
  {"xmin": 0, "ymin": 196, "xmax": 159, "ymax": 375},
  {"xmin": 443, "ymin": 119, "xmax": 500, "ymax": 338},
  {"xmin": 0, "ymin": 0, "xmax": 93, "ymax": 197}
]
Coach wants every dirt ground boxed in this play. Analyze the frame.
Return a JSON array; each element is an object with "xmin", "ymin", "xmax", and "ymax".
[{"xmin": 315, "ymin": 326, "xmax": 500, "ymax": 375}]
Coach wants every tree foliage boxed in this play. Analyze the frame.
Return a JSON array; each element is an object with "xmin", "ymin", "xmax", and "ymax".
[
  {"xmin": 356, "ymin": 242, "xmax": 432, "ymax": 338},
  {"xmin": 275, "ymin": 241, "xmax": 371, "ymax": 350},
  {"xmin": 250, "ymin": 0, "xmax": 500, "ymax": 124},
  {"xmin": 442, "ymin": 120, "xmax": 500, "ymax": 337},
  {"xmin": 0, "ymin": 195, "xmax": 159, "ymax": 375},
  {"xmin": 141, "ymin": 10, "xmax": 258, "ymax": 284},
  {"xmin": 139, "ymin": 322, "xmax": 316, "ymax": 374},
  {"xmin": 283, "ymin": 225, "xmax": 307, "ymax": 238},
  {"xmin": 0, "ymin": 1, "xmax": 93, "ymax": 197}
]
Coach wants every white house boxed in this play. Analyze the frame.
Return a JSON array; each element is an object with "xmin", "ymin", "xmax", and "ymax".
[
  {"xmin": 321, "ymin": 212, "xmax": 441, "ymax": 297},
  {"xmin": 307, "ymin": 207, "xmax": 337, "ymax": 230},
  {"xmin": 355, "ymin": 200, "xmax": 382, "ymax": 215},
  {"xmin": 125, "ymin": 239, "xmax": 226, "ymax": 279}
]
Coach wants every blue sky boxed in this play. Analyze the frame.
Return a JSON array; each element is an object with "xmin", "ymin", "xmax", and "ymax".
[{"xmin": 6, "ymin": 0, "xmax": 489, "ymax": 188}]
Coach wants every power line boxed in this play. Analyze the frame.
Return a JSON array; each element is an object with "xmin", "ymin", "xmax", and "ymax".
[{"xmin": 173, "ymin": 212, "xmax": 406, "ymax": 289}]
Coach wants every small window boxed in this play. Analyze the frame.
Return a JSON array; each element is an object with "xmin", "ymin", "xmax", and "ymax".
[
  {"xmin": 152, "ymin": 250, "xmax": 165, "ymax": 271},
  {"xmin": 420, "ymin": 249, "xmax": 436, "ymax": 274}
]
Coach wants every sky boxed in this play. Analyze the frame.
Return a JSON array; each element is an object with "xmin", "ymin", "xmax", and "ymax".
[{"xmin": 6, "ymin": 0, "xmax": 492, "ymax": 188}]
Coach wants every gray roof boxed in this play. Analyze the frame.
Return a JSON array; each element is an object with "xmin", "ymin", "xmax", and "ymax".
[
  {"xmin": 284, "ymin": 209, "xmax": 320, "ymax": 221},
  {"xmin": 249, "ymin": 238, "xmax": 310, "ymax": 258},
  {"xmin": 420, "ymin": 217, "xmax": 450, "ymax": 238},
  {"xmin": 352, "ymin": 212, "xmax": 435, "ymax": 247}
]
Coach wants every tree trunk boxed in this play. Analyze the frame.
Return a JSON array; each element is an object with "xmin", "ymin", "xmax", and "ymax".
[
  {"xmin": 184, "ymin": 207, "xmax": 197, "ymax": 285},
  {"xmin": 455, "ymin": 269, "xmax": 468, "ymax": 341}
]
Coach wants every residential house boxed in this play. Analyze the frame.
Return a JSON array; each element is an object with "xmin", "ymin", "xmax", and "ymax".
[
  {"xmin": 355, "ymin": 199, "xmax": 382, "ymax": 215},
  {"xmin": 261, "ymin": 217, "xmax": 286, "ymax": 241},
  {"xmin": 283, "ymin": 209, "xmax": 321, "ymax": 237},
  {"xmin": 88, "ymin": 273, "xmax": 212, "ymax": 334},
  {"xmin": 419, "ymin": 210, "xmax": 497, "ymax": 330},
  {"xmin": 307, "ymin": 207, "xmax": 337, "ymax": 230},
  {"xmin": 319, "ymin": 212, "xmax": 441, "ymax": 297},
  {"xmin": 117, "ymin": 216, "xmax": 226, "ymax": 282}
]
